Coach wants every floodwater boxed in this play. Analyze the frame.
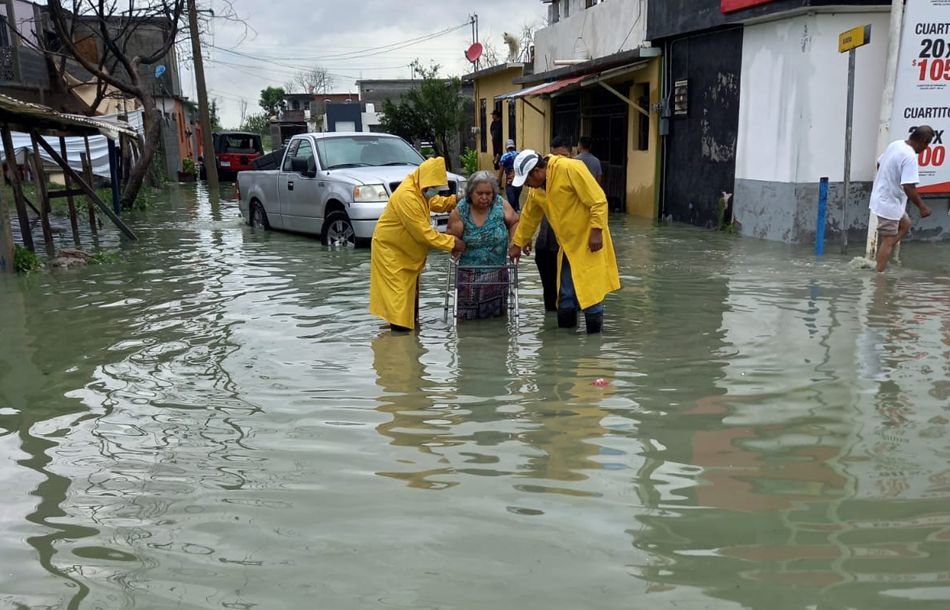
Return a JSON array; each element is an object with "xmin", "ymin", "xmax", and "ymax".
[{"xmin": 1, "ymin": 185, "xmax": 949, "ymax": 610}]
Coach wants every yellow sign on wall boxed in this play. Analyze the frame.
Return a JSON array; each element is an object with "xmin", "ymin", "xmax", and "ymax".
[{"xmin": 839, "ymin": 25, "xmax": 872, "ymax": 53}]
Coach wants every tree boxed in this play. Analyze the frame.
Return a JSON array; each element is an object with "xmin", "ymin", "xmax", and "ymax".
[
  {"xmin": 379, "ymin": 61, "xmax": 465, "ymax": 170},
  {"xmin": 210, "ymin": 98, "xmax": 222, "ymax": 132},
  {"xmin": 259, "ymin": 86, "xmax": 286, "ymax": 117},
  {"xmin": 45, "ymin": 0, "xmax": 186, "ymax": 208},
  {"xmin": 379, "ymin": 99, "xmax": 426, "ymax": 144},
  {"xmin": 241, "ymin": 112, "xmax": 271, "ymax": 145},
  {"xmin": 481, "ymin": 40, "xmax": 502, "ymax": 67},
  {"xmin": 285, "ymin": 66, "xmax": 334, "ymax": 94},
  {"xmin": 239, "ymin": 98, "xmax": 248, "ymax": 125}
]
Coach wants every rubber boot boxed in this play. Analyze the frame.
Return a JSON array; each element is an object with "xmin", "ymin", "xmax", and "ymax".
[
  {"xmin": 557, "ymin": 309, "xmax": 578, "ymax": 329},
  {"xmin": 585, "ymin": 312, "xmax": 603, "ymax": 334},
  {"xmin": 390, "ymin": 324, "xmax": 412, "ymax": 333}
]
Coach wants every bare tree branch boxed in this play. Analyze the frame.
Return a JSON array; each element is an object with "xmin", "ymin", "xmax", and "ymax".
[{"xmin": 44, "ymin": 0, "xmax": 188, "ymax": 207}]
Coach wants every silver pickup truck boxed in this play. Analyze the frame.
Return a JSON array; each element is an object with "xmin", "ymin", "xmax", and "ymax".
[{"xmin": 237, "ymin": 132, "xmax": 466, "ymax": 246}]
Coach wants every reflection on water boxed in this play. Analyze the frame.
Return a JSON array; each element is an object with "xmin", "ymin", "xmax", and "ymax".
[{"xmin": 1, "ymin": 184, "xmax": 949, "ymax": 609}]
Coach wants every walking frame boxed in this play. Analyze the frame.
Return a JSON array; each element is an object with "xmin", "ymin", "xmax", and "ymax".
[{"xmin": 442, "ymin": 259, "xmax": 520, "ymax": 325}]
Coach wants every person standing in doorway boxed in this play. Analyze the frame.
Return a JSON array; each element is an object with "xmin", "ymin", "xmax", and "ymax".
[
  {"xmin": 509, "ymin": 150, "xmax": 621, "ymax": 334},
  {"xmin": 575, "ymin": 136, "xmax": 603, "ymax": 185},
  {"xmin": 870, "ymin": 125, "xmax": 934, "ymax": 273},
  {"xmin": 550, "ymin": 135, "xmax": 572, "ymax": 158},
  {"xmin": 490, "ymin": 110, "xmax": 503, "ymax": 170}
]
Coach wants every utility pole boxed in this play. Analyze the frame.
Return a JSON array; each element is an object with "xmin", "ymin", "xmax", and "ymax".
[
  {"xmin": 837, "ymin": 24, "xmax": 872, "ymax": 254},
  {"xmin": 187, "ymin": 0, "xmax": 218, "ymax": 191}
]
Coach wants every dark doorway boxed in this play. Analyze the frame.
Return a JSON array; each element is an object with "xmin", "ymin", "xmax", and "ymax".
[
  {"xmin": 586, "ymin": 89, "xmax": 628, "ymax": 212},
  {"xmin": 662, "ymin": 28, "xmax": 742, "ymax": 227},
  {"xmin": 551, "ymin": 93, "xmax": 580, "ymax": 151},
  {"xmin": 551, "ymin": 87, "xmax": 629, "ymax": 212}
]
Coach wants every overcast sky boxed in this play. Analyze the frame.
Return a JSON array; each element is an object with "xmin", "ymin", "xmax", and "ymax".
[{"xmin": 182, "ymin": 0, "xmax": 548, "ymax": 127}]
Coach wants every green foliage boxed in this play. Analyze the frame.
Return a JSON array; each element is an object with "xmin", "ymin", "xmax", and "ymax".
[
  {"xmin": 241, "ymin": 112, "xmax": 271, "ymax": 146},
  {"xmin": 181, "ymin": 157, "xmax": 197, "ymax": 175},
  {"xmin": 716, "ymin": 192, "xmax": 737, "ymax": 234},
  {"xmin": 91, "ymin": 249, "xmax": 122, "ymax": 265},
  {"xmin": 380, "ymin": 98, "xmax": 427, "ymax": 144},
  {"xmin": 210, "ymin": 99, "xmax": 223, "ymax": 132},
  {"xmin": 379, "ymin": 61, "xmax": 464, "ymax": 170},
  {"xmin": 461, "ymin": 148, "xmax": 478, "ymax": 176},
  {"xmin": 144, "ymin": 142, "xmax": 167, "ymax": 190},
  {"xmin": 259, "ymin": 87, "xmax": 286, "ymax": 116},
  {"xmin": 14, "ymin": 245, "xmax": 42, "ymax": 274},
  {"xmin": 131, "ymin": 187, "xmax": 162, "ymax": 211}
]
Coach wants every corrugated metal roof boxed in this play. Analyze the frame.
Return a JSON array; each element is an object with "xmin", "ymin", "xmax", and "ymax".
[
  {"xmin": 0, "ymin": 92, "xmax": 137, "ymax": 139},
  {"xmin": 529, "ymin": 74, "xmax": 592, "ymax": 96},
  {"xmin": 494, "ymin": 82, "xmax": 550, "ymax": 100}
]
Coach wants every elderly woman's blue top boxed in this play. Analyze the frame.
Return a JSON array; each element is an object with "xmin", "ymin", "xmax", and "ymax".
[{"xmin": 456, "ymin": 195, "xmax": 508, "ymax": 267}]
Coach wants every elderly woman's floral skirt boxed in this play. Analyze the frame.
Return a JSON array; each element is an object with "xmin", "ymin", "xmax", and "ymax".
[{"xmin": 456, "ymin": 268, "xmax": 509, "ymax": 321}]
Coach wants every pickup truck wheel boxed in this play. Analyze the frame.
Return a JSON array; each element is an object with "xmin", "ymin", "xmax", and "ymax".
[
  {"xmin": 322, "ymin": 211, "xmax": 356, "ymax": 247},
  {"xmin": 250, "ymin": 202, "xmax": 269, "ymax": 230}
]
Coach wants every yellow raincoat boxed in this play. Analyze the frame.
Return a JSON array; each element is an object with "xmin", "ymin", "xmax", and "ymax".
[
  {"xmin": 369, "ymin": 157, "xmax": 458, "ymax": 329},
  {"xmin": 513, "ymin": 155, "xmax": 620, "ymax": 310}
]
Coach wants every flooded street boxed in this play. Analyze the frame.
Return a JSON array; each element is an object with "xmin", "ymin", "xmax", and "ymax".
[{"xmin": 2, "ymin": 185, "xmax": 949, "ymax": 609}]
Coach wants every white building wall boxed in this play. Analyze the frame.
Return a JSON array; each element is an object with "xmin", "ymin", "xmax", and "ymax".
[
  {"xmin": 534, "ymin": 0, "xmax": 648, "ymax": 73},
  {"xmin": 736, "ymin": 11, "xmax": 890, "ymax": 185},
  {"xmin": 362, "ymin": 103, "xmax": 381, "ymax": 133}
]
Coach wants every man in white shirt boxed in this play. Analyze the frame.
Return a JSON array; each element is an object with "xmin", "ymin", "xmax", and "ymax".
[{"xmin": 869, "ymin": 125, "xmax": 934, "ymax": 272}]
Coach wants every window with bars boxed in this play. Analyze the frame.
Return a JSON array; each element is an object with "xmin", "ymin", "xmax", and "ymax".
[
  {"xmin": 479, "ymin": 99, "xmax": 487, "ymax": 153},
  {"xmin": 0, "ymin": 16, "xmax": 10, "ymax": 48},
  {"xmin": 635, "ymin": 84, "xmax": 650, "ymax": 151}
]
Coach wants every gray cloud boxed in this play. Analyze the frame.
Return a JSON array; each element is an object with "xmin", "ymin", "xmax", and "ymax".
[{"xmin": 190, "ymin": 0, "xmax": 545, "ymax": 126}]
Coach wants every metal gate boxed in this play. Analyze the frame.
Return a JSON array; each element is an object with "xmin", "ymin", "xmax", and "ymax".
[{"xmin": 662, "ymin": 29, "xmax": 743, "ymax": 227}]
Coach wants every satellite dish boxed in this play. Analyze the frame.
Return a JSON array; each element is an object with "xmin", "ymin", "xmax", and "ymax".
[
  {"xmin": 155, "ymin": 65, "xmax": 166, "ymax": 78},
  {"xmin": 465, "ymin": 42, "xmax": 483, "ymax": 64}
]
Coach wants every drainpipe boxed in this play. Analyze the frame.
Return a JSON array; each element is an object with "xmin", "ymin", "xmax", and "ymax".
[{"xmin": 865, "ymin": 0, "xmax": 904, "ymax": 262}]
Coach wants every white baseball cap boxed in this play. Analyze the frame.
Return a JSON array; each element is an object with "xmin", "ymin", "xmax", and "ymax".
[{"xmin": 512, "ymin": 149, "xmax": 540, "ymax": 188}]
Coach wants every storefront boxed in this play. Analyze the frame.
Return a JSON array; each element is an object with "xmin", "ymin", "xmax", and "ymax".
[{"xmin": 508, "ymin": 50, "xmax": 662, "ymax": 219}]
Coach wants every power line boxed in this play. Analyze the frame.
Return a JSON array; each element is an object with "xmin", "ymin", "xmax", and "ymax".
[
  {"xmin": 206, "ymin": 58, "xmax": 369, "ymax": 87},
  {"xmin": 208, "ymin": 21, "xmax": 469, "ymax": 65},
  {"xmin": 265, "ymin": 21, "xmax": 468, "ymax": 61}
]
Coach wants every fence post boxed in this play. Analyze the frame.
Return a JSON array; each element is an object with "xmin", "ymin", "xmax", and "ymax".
[{"xmin": 816, "ymin": 177, "xmax": 829, "ymax": 256}]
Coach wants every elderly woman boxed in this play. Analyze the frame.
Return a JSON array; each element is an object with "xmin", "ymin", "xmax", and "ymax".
[
  {"xmin": 447, "ymin": 171, "xmax": 519, "ymax": 320},
  {"xmin": 370, "ymin": 157, "xmax": 465, "ymax": 332}
]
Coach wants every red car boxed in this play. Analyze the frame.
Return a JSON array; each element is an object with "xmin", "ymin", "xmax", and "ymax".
[{"xmin": 201, "ymin": 132, "xmax": 263, "ymax": 180}]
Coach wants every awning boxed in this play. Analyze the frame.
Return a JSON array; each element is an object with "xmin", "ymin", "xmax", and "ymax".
[
  {"xmin": 494, "ymin": 82, "xmax": 551, "ymax": 101},
  {"xmin": 578, "ymin": 61, "xmax": 649, "ymax": 89},
  {"xmin": 492, "ymin": 61, "xmax": 652, "ymax": 117},
  {"xmin": 530, "ymin": 74, "xmax": 592, "ymax": 96},
  {"xmin": 493, "ymin": 74, "xmax": 593, "ymax": 102},
  {"xmin": 0, "ymin": 92, "xmax": 137, "ymax": 140}
]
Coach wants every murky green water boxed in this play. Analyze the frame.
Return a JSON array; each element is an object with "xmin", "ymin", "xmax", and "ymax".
[{"xmin": 1, "ymin": 185, "xmax": 949, "ymax": 609}]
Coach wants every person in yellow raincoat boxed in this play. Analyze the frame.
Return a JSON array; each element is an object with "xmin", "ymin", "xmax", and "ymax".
[
  {"xmin": 370, "ymin": 157, "xmax": 465, "ymax": 332},
  {"xmin": 507, "ymin": 150, "xmax": 620, "ymax": 334}
]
